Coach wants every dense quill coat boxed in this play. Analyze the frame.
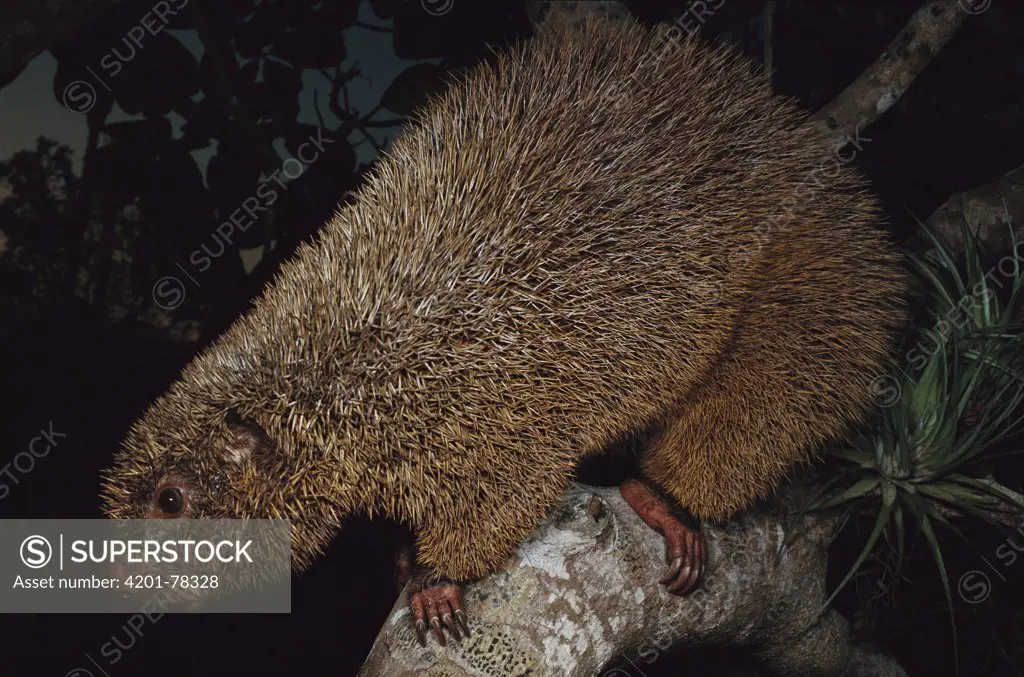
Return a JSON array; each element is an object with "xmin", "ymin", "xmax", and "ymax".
[{"xmin": 101, "ymin": 14, "xmax": 906, "ymax": 580}]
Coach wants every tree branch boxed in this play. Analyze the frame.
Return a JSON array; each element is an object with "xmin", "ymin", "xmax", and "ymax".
[
  {"xmin": 812, "ymin": 0, "xmax": 968, "ymax": 149},
  {"xmin": 358, "ymin": 485, "xmax": 907, "ymax": 677},
  {"xmin": 925, "ymin": 164, "xmax": 1024, "ymax": 256},
  {"xmin": 763, "ymin": 1, "xmax": 776, "ymax": 84}
]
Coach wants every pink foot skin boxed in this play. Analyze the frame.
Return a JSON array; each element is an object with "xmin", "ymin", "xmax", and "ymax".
[
  {"xmin": 408, "ymin": 569, "xmax": 470, "ymax": 646},
  {"xmin": 620, "ymin": 478, "xmax": 707, "ymax": 594}
]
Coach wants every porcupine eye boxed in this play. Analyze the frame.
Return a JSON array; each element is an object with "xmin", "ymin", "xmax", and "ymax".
[{"xmin": 157, "ymin": 486, "xmax": 185, "ymax": 515}]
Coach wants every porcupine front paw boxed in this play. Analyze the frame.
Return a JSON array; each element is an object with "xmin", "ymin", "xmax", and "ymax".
[
  {"xmin": 620, "ymin": 478, "xmax": 707, "ymax": 594},
  {"xmin": 408, "ymin": 567, "xmax": 470, "ymax": 646}
]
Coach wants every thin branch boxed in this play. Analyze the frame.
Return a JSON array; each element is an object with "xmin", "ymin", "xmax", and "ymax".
[
  {"xmin": 187, "ymin": 2, "xmax": 273, "ymax": 162},
  {"xmin": 312, "ymin": 89, "xmax": 328, "ymax": 132},
  {"xmin": 67, "ymin": 119, "xmax": 100, "ymax": 291},
  {"xmin": 813, "ymin": 0, "xmax": 968, "ymax": 149},
  {"xmin": 764, "ymin": 1, "xmax": 776, "ymax": 84},
  {"xmin": 925, "ymin": 164, "xmax": 1024, "ymax": 256},
  {"xmin": 318, "ymin": 67, "xmax": 391, "ymax": 153}
]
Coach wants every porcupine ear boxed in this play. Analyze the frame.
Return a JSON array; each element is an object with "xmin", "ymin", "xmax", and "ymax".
[{"xmin": 222, "ymin": 409, "xmax": 274, "ymax": 465}]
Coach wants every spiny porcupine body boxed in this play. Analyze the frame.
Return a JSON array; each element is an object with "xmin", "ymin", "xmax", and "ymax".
[{"xmin": 102, "ymin": 14, "xmax": 906, "ymax": 580}]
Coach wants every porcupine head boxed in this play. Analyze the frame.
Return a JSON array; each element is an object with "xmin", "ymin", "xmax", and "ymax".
[{"xmin": 98, "ymin": 350, "xmax": 346, "ymax": 599}]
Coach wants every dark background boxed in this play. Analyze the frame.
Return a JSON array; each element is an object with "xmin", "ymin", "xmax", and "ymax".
[{"xmin": 1, "ymin": 0, "xmax": 1023, "ymax": 675}]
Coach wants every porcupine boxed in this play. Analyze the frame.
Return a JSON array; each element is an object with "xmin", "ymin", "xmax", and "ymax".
[{"xmin": 100, "ymin": 10, "xmax": 907, "ymax": 645}]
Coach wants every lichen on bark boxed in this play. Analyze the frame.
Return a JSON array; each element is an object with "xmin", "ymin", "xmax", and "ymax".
[{"xmin": 359, "ymin": 485, "xmax": 908, "ymax": 677}]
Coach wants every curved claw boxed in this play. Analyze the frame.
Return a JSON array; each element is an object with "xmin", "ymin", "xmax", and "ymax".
[
  {"xmin": 455, "ymin": 609, "xmax": 471, "ymax": 637},
  {"xmin": 661, "ymin": 521, "xmax": 706, "ymax": 595},
  {"xmin": 408, "ymin": 572, "xmax": 468, "ymax": 645},
  {"xmin": 430, "ymin": 617, "xmax": 446, "ymax": 646},
  {"xmin": 660, "ymin": 556, "xmax": 683, "ymax": 585},
  {"xmin": 620, "ymin": 479, "xmax": 707, "ymax": 597},
  {"xmin": 442, "ymin": 612, "xmax": 462, "ymax": 640}
]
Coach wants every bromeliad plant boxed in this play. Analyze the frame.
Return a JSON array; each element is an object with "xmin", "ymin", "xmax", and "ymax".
[{"xmin": 806, "ymin": 217, "xmax": 1024, "ymax": 663}]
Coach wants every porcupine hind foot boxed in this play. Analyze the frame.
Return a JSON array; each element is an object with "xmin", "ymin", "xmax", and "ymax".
[
  {"xmin": 407, "ymin": 565, "xmax": 470, "ymax": 646},
  {"xmin": 620, "ymin": 478, "xmax": 707, "ymax": 594}
]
